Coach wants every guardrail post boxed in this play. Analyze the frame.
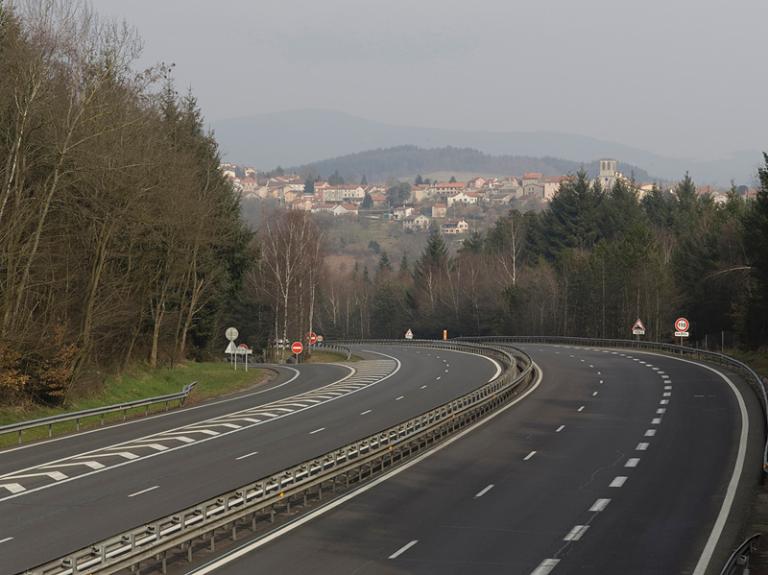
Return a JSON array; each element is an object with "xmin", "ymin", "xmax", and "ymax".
[
  {"xmin": 76, "ymin": 418, "xmax": 80, "ymax": 432},
  {"xmin": 48, "ymin": 423, "xmax": 52, "ymax": 438},
  {"xmin": 17, "ymin": 429, "xmax": 21, "ymax": 444}
]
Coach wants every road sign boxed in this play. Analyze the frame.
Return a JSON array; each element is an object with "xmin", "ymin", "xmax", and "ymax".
[
  {"xmin": 632, "ymin": 318, "xmax": 646, "ymax": 336},
  {"xmin": 307, "ymin": 331, "xmax": 318, "ymax": 345},
  {"xmin": 225, "ymin": 341, "xmax": 237, "ymax": 354},
  {"xmin": 675, "ymin": 317, "xmax": 690, "ymax": 338},
  {"xmin": 316, "ymin": 335, "xmax": 324, "ymax": 343},
  {"xmin": 225, "ymin": 327, "xmax": 239, "ymax": 341},
  {"xmin": 404, "ymin": 329, "xmax": 413, "ymax": 340},
  {"xmin": 291, "ymin": 341, "xmax": 304, "ymax": 355},
  {"xmin": 236, "ymin": 343, "xmax": 252, "ymax": 354}
]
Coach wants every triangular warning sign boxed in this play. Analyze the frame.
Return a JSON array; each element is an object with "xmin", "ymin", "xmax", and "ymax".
[
  {"xmin": 404, "ymin": 329, "xmax": 413, "ymax": 340},
  {"xmin": 632, "ymin": 318, "xmax": 646, "ymax": 331},
  {"xmin": 225, "ymin": 341, "xmax": 237, "ymax": 354}
]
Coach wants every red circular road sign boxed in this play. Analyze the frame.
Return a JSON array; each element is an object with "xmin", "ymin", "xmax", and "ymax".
[
  {"xmin": 675, "ymin": 317, "xmax": 689, "ymax": 332},
  {"xmin": 291, "ymin": 341, "xmax": 304, "ymax": 355},
  {"xmin": 307, "ymin": 332, "xmax": 318, "ymax": 345}
]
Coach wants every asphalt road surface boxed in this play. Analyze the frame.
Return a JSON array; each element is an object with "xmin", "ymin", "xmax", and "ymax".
[
  {"xmin": 187, "ymin": 344, "xmax": 760, "ymax": 575},
  {"xmin": 0, "ymin": 345, "xmax": 498, "ymax": 575}
]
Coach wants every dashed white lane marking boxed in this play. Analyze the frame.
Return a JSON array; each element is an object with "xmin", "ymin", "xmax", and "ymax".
[
  {"xmin": 645, "ymin": 429, "xmax": 657, "ymax": 437},
  {"xmin": 597, "ymin": 371, "xmax": 601, "ymax": 375},
  {"xmin": 652, "ymin": 417, "xmax": 662, "ymax": 425},
  {"xmin": 420, "ymin": 385, "xmax": 428, "ymax": 389},
  {"xmin": 577, "ymin": 406, "xmax": 585, "ymax": 412},
  {"xmin": 360, "ymin": 410, "xmax": 372, "ymax": 415},
  {"xmin": 556, "ymin": 425, "xmax": 565, "ymax": 433},
  {"xmin": 664, "ymin": 385, "xmax": 672, "ymax": 390},
  {"xmin": 475, "ymin": 484, "xmax": 495, "ymax": 498},
  {"xmin": 309, "ymin": 428, "xmax": 326, "ymax": 435},
  {"xmin": 564, "ymin": 525, "xmax": 589, "ymax": 541},
  {"xmin": 524, "ymin": 451, "xmax": 537, "ymax": 461},
  {"xmin": 636, "ymin": 442, "xmax": 649, "ymax": 451},
  {"xmin": 395, "ymin": 396, "xmax": 405, "ymax": 401},
  {"xmin": 436, "ymin": 376, "xmax": 441, "ymax": 380},
  {"xmin": 610, "ymin": 476, "xmax": 628, "ymax": 487},
  {"xmin": 0, "ymin": 537, "xmax": 13, "ymax": 544},
  {"xmin": 625, "ymin": 458, "xmax": 640, "ymax": 468},
  {"xmin": 128, "ymin": 485, "xmax": 159, "ymax": 498},
  {"xmin": 589, "ymin": 364, "xmax": 594, "ymax": 368},
  {"xmin": 235, "ymin": 451, "xmax": 259, "ymax": 460},
  {"xmin": 657, "ymin": 408, "xmax": 666, "ymax": 414},
  {"xmin": 663, "ymin": 392, "xmax": 672, "ymax": 397},
  {"xmin": 599, "ymin": 380, "xmax": 604, "ymax": 384},
  {"xmin": 660, "ymin": 399, "xmax": 669, "ymax": 405},
  {"xmin": 589, "ymin": 498, "xmax": 611, "ymax": 512},
  {"xmin": 592, "ymin": 391, "xmax": 598, "ymax": 397},
  {"xmin": 530, "ymin": 558, "xmax": 560, "ymax": 575},
  {"xmin": 389, "ymin": 540, "xmax": 419, "ymax": 559}
]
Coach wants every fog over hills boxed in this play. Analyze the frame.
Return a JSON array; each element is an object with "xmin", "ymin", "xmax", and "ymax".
[{"xmin": 212, "ymin": 109, "xmax": 763, "ymax": 186}]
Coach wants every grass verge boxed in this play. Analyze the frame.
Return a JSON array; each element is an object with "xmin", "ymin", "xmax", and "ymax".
[
  {"xmin": 0, "ymin": 362, "xmax": 269, "ymax": 448},
  {"xmin": 303, "ymin": 350, "xmax": 360, "ymax": 363}
]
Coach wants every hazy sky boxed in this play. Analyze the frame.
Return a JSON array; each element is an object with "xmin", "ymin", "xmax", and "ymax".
[{"xmin": 95, "ymin": 0, "xmax": 767, "ymax": 160}]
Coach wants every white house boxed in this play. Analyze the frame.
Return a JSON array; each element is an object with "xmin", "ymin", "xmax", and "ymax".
[
  {"xmin": 404, "ymin": 214, "xmax": 431, "ymax": 231},
  {"xmin": 441, "ymin": 219, "xmax": 470, "ymax": 235},
  {"xmin": 447, "ymin": 192, "xmax": 479, "ymax": 207}
]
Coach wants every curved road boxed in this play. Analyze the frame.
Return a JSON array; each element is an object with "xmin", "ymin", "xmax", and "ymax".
[
  {"xmin": 185, "ymin": 343, "xmax": 761, "ymax": 575},
  {"xmin": 0, "ymin": 345, "xmax": 498, "ymax": 575}
]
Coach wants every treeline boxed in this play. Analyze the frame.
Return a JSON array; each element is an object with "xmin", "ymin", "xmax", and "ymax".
[
  {"xmin": 0, "ymin": 2, "xmax": 248, "ymax": 405},
  {"xmin": 307, "ymin": 165, "xmax": 768, "ymax": 347},
  {"xmin": 290, "ymin": 145, "xmax": 652, "ymax": 185}
]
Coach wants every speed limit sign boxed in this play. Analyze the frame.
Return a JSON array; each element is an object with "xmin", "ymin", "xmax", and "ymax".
[{"xmin": 674, "ymin": 317, "xmax": 689, "ymax": 338}]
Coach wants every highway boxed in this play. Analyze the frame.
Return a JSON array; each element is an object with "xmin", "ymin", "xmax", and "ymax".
[
  {"xmin": 182, "ymin": 344, "xmax": 761, "ymax": 575},
  {"xmin": 0, "ymin": 345, "xmax": 498, "ymax": 575}
]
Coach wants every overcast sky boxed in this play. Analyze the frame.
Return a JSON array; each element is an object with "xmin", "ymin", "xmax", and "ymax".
[{"xmin": 95, "ymin": 0, "xmax": 766, "ymax": 160}]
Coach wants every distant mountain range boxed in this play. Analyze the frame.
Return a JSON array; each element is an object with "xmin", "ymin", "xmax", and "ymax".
[
  {"xmin": 211, "ymin": 109, "xmax": 764, "ymax": 186},
  {"xmin": 289, "ymin": 145, "xmax": 652, "ymax": 184}
]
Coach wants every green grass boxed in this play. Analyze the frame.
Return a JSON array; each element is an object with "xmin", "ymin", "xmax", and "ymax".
[
  {"xmin": 304, "ymin": 350, "xmax": 360, "ymax": 364},
  {"xmin": 0, "ymin": 362, "xmax": 268, "ymax": 448},
  {"xmin": 725, "ymin": 349, "xmax": 768, "ymax": 378}
]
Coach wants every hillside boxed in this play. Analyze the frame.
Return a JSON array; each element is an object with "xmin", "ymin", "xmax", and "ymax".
[
  {"xmin": 211, "ymin": 109, "xmax": 761, "ymax": 185},
  {"xmin": 289, "ymin": 145, "xmax": 654, "ymax": 183}
]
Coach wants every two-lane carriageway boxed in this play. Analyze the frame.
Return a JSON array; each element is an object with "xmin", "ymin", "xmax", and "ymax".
[{"xmin": 187, "ymin": 344, "xmax": 760, "ymax": 575}]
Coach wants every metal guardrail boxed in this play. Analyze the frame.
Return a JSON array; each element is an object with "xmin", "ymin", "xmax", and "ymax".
[
  {"xmin": 25, "ymin": 340, "xmax": 531, "ymax": 575},
  {"xmin": 720, "ymin": 534, "xmax": 760, "ymax": 575},
  {"xmin": 0, "ymin": 382, "xmax": 198, "ymax": 445},
  {"xmin": 457, "ymin": 336, "xmax": 768, "ymax": 475}
]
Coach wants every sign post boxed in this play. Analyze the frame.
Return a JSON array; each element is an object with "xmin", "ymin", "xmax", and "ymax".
[
  {"xmin": 236, "ymin": 343, "xmax": 253, "ymax": 372},
  {"xmin": 225, "ymin": 327, "xmax": 239, "ymax": 370},
  {"xmin": 291, "ymin": 341, "xmax": 303, "ymax": 363},
  {"xmin": 674, "ymin": 317, "xmax": 690, "ymax": 345}
]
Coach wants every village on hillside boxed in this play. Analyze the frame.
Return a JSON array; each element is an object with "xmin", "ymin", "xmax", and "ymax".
[{"xmin": 220, "ymin": 160, "xmax": 757, "ymax": 237}]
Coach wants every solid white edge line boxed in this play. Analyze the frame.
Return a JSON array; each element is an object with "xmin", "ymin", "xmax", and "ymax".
[
  {"xmin": 0, "ymin": 356, "xmax": 401, "ymax": 503},
  {"xmin": 0, "ymin": 366, "xmax": 305, "ymax": 456},
  {"xmin": 389, "ymin": 539, "xmax": 419, "ymax": 559},
  {"xmin": 182, "ymin": 363, "xmax": 545, "ymax": 575}
]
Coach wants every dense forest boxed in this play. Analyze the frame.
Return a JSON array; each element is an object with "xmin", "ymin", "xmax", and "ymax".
[
  {"xmin": 243, "ymin": 166, "xmax": 768, "ymax": 355},
  {"xmin": 291, "ymin": 145, "xmax": 652, "ymax": 184},
  {"xmin": 0, "ymin": 2, "xmax": 249, "ymax": 405}
]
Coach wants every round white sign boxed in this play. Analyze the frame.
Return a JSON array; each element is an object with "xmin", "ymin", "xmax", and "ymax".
[{"xmin": 225, "ymin": 327, "xmax": 239, "ymax": 341}]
